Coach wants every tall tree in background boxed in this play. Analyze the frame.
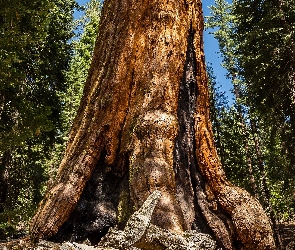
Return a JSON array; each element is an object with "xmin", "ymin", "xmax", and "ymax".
[
  {"xmin": 234, "ymin": 0, "xmax": 295, "ymax": 189},
  {"xmin": 211, "ymin": 0, "xmax": 295, "ymax": 220},
  {"xmin": 63, "ymin": 0, "xmax": 101, "ymax": 133},
  {"xmin": 207, "ymin": 67, "xmax": 253, "ymax": 192},
  {"xmin": 206, "ymin": 0, "xmax": 260, "ymax": 199},
  {"xmin": 30, "ymin": 1, "xmax": 275, "ymax": 249},
  {"xmin": 0, "ymin": 0, "xmax": 76, "ymax": 237},
  {"xmin": 206, "ymin": 0, "xmax": 295, "ymax": 247},
  {"xmin": 48, "ymin": 0, "xmax": 102, "ymax": 180}
]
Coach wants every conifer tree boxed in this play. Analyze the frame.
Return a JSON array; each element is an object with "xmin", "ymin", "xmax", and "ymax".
[{"xmin": 0, "ymin": 0, "xmax": 76, "ymax": 237}]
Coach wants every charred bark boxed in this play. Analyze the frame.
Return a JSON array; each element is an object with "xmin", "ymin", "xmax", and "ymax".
[
  {"xmin": 30, "ymin": 1, "xmax": 275, "ymax": 249},
  {"xmin": 50, "ymin": 150, "xmax": 130, "ymax": 245}
]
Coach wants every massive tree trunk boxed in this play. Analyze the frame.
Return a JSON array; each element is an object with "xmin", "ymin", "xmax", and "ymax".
[{"xmin": 30, "ymin": 0, "xmax": 275, "ymax": 249}]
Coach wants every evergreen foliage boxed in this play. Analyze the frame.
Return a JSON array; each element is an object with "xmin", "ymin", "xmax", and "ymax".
[
  {"xmin": 233, "ymin": 0, "xmax": 295, "ymax": 197},
  {"xmin": 48, "ymin": 0, "xmax": 101, "ymax": 180},
  {"xmin": 0, "ymin": 0, "xmax": 76, "ymax": 150},
  {"xmin": 206, "ymin": 0, "xmax": 295, "ymax": 222},
  {"xmin": 0, "ymin": 0, "xmax": 76, "ymax": 238},
  {"xmin": 0, "ymin": 0, "xmax": 101, "ymax": 238},
  {"xmin": 63, "ymin": 0, "xmax": 101, "ymax": 134},
  {"xmin": 207, "ymin": 66, "xmax": 255, "ymax": 193}
]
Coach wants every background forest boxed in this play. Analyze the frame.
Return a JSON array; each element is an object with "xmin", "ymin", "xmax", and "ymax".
[{"xmin": 0, "ymin": 0, "xmax": 294, "ymax": 242}]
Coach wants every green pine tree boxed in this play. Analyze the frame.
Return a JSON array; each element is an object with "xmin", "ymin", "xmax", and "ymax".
[{"xmin": 0, "ymin": 0, "xmax": 76, "ymax": 238}]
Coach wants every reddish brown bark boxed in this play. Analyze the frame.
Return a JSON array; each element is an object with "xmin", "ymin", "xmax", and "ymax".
[{"xmin": 30, "ymin": 1, "xmax": 275, "ymax": 249}]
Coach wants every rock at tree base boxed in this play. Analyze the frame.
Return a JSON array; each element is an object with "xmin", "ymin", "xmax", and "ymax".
[{"xmin": 99, "ymin": 191, "xmax": 217, "ymax": 249}]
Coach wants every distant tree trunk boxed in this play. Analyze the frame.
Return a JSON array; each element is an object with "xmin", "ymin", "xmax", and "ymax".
[
  {"xmin": 0, "ymin": 151, "xmax": 10, "ymax": 214},
  {"xmin": 287, "ymin": 42, "xmax": 295, "ymax": 198},
  {"xmin": 232, "ymin": 83, "xmax": 258, "ymax": 197},
  {"xmin": 30, "ymin": 1, "xmax": 275, "ymax": 249},
  {"xmin": 279, "ymin": 0, "xmax": 295, "ymax": 188},
  {"xmin": 250, "ymin": 120, "xmax": 283, "ymax": 249}
]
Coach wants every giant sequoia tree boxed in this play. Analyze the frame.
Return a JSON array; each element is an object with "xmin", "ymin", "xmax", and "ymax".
[{"xmin": 30, "ymin": 1, "xmax": 275, "ymax": 249}]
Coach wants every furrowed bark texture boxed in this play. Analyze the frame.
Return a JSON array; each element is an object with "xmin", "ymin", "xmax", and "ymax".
[{"xmin": 30, "ymin": 0, "xmax": 275, "ymax": 249}]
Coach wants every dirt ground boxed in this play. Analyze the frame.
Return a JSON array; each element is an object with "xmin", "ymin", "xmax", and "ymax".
[{"xmin": 0, "ymin": 223, "xmax": 294, "ymax": 249}]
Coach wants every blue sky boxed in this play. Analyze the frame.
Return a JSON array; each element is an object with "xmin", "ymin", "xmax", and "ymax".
[
  {"xmin": 203, "ymin": 0, "xmax": 233, "ymax": 100},
  {"xmin": 75, "ymin": 0, "xmax": 233, "ymax": 101}
]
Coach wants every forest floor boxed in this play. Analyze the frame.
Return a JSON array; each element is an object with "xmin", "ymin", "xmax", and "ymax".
[{"xmin": 0, "ymin": 223, "xmax": 294, "ymax": 249}]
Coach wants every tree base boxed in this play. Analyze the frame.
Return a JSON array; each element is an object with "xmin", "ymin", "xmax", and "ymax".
[
  {"xmin": 51, "ymin": 157, "xmax": 130, "ymax": 245},
  {"xmin": 99, "ymin": 191, "xmax": 217, "ymax": 250}
]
